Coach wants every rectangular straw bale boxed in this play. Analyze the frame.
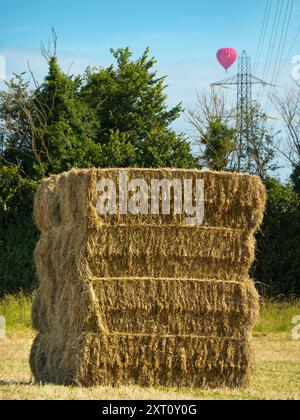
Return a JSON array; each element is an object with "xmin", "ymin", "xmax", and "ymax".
[
  {"xmin": 32, "ymin": 276, "xmax": 259, "ymax": 338},
  {"xmin": 30, "ymin": 168, "xmax": 266, "ymax": 388},
  {"xmin": 34, "ymin": 224, "xmax": 255, "ymax": 281},
  {"xmin": 91, "ymin": 278, "xmax": 259, "ymax": 337},
  {"xmin": 34, "ymin": 169, "xmax": 266, "ymax": 232},
  {"xmin": 30, "ymin": 332, "xmax": 254, "ymax": 388}
]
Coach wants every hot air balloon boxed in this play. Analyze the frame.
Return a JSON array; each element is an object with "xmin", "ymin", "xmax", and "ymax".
[{"xmin": 217, "ymin": 48, "xmax": 238, "ymax": 72}]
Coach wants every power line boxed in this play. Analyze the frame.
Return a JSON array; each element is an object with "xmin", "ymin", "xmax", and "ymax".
[
  {"xmin": 253, "ymin": 0, "xmax": 273, "ymax": 74},
  {"xmin": 256, "ymin": 0, "xmax": 277, "ymax": 102},
  {"xmin": 280, "ymin": 22, "xmax": 300, "ymax": 74},
  {"xmin": 259, "ymin": 0, "xmax": 282, "ymax": 104},
  {"xmin": 266, "ymin": 0, "xmax": 294, "ymax": 115},
  {"xmin": 266, "ymin": 0, "xmax": 290, "ymax": 107},
  {"xmin": 272, "ymin": 0, "xmax": 294, "ymax": 82},
  {"xmin": 275, "ymin": 0, "xmax": 295, "ymax": 83}
]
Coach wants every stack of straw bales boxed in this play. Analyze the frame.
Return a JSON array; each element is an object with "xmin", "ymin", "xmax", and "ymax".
[{"xmin": 30, "ymin": 169, "xmax": 266, "ymax": 388}]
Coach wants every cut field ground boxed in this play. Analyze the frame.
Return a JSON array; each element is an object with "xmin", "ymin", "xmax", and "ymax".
[
  {"xmin": 0, "ymin": 332, "xmax": 300, "ymax": 400},
  {"xmin": 0, "ymin": 297, "xmax": 300, "ymax": 400}
]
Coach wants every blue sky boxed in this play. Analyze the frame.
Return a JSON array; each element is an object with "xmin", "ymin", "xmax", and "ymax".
[
  {"xmin": 0, "ymin": 1, "xmax": 271, "ymax": 58},
  {"xmin": 1, "ymin": 0, "xmax": 299, "ymax": 105},
  {"xmin": 1, "ymin": 0, "xmax": 300, "ymax": 177}
]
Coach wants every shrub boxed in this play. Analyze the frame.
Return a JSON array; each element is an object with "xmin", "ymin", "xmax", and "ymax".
[
  {"xmin": 0, "ymin": 165, "xmax": 38, "ymax": 296},
  {"xmin": 253, "ymin": 179, "xmax": 300, "ymax": 297}
]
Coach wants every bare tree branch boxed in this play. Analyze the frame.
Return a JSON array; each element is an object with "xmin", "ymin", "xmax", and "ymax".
[
  {"xmin": 41, "ymin": 27, "xmax": 58, "ymax": 63},
  {"xmin": 272, "ymin": 88, "xmax": 300, "ymax": 167}
]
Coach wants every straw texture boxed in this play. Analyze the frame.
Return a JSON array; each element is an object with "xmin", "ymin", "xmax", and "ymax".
[{"xmin": 30, "ymin": 169, "xmax": 266, "ymax": 388}]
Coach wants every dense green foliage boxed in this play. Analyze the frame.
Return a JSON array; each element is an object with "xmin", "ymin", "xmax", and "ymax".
[
  {"xmin": 200, "ymin": 119, "xmax": 236, "ymax": 171},
  {"xmin": 253, "ymin": 179, "xmax": 300, "ymax": 297},
  {"xmin": 291, "ymin": 163, "xmax": 300, "ymax": 195},
  {"xmin": 1, "ymin": 48, "xmax": 196, "ymax": 179},
  {"xmin": 0, "ymin": 166, "xmax": 38, "ymax": 296}
]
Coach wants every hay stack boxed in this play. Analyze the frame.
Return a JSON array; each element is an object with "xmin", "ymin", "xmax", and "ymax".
[{"xmin": 30, "ymin": 169, "xmax": 266, "ymax": 388}]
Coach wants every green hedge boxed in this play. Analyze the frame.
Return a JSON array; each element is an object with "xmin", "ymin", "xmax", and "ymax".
[
  {"xmin": 253, "ymin": 179, "xmax": 300, "ymax": 297},
  {"xmin": 0, "ymin": 211, "xmax": 38, "ymax": 297},
  {"xmin": 0, "ymin": 165, "xmax": 39, "ymax": 297}
]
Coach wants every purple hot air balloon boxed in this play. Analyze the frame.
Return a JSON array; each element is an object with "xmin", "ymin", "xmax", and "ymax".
[{"xmin": 217, "ymin": 48, "xmax": 238, "ymax": 72}]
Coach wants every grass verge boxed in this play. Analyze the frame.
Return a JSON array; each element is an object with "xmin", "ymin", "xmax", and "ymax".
[{"xmin": 0, "ymin": 294, "xmax": 32, "ymax": 331}]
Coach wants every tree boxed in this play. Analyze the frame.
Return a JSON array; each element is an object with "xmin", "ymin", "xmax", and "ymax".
[
  {"xmin": 1, "ymin": 46, "xmax": 196, "ymax": 179},
  {"xmin": 273, "ymin": 88, "xmax": 300, "ymax": 191},
  {"xmin": 1, "ymin": 61, "xmax": 101, "ymax": 178},
  {"xmin": 81, "ymin": 47, "xmax": 196, "ymax": 169},
  {"xmin": 291, "ymin": 163, "xmax": 300, "ymax": 194},
  {"xmin": 200, "ymin": 119, "xmax": 236, "ymax": 171},
  {"xmin": 188, "ymin": 89, "xmax": 277, "ymax": 176},
  {"xmin": 0, "ymin": 74, "xmax": 36, "ymax": 175},
  {"xmin": 188, "ymin": 88, "xmax": 236, "ymax": 170},
  {"xmin": 242, "ymin": 106, "xmax": 278, "ymax": 179}
]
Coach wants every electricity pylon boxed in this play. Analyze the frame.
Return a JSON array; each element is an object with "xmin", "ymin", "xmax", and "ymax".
[{"xmin": 212, "ymin": 50, "xmax": 269, "ymax": 171}]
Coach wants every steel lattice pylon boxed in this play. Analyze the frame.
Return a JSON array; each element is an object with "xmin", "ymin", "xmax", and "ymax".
[{"xmin": 212, "ymin": 50, "xmax": 268, "ymax": 171}]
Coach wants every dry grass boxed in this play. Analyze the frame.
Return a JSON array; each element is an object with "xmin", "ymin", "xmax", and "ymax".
[{"xmin": 0, "ymin": 331, "xmax": 299, "ymax": 400}]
